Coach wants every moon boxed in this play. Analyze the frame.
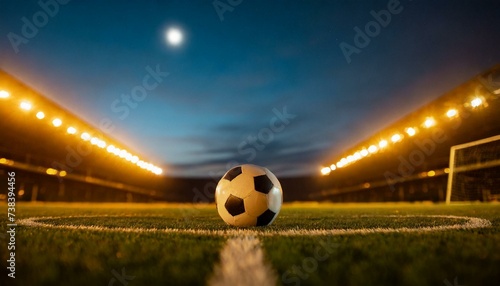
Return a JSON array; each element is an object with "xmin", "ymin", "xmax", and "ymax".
[{"xmin": 166, "ymin": 27, "xmax": 183, "ymax": 46}]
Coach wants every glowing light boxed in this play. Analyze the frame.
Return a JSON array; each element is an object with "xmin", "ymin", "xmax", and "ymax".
[
  {"xmin": 391, "ymin": 134, "xmax": 401, "ymax": 143},
  {"xmin": 97, "ymin": 140, "xmax": 106, "ymax": 148},
  {"xmin": 131, "ymin": 156, "xmax": 139, "ymax": 163},
  {"xmin": 347, "ymin": 155, "xmax": 354, "ymax": 163},
  {"xmin": 59, "ymin": 170, "xmax": 67, "ymax": 177},
  {"xmin": 36, "ymin": 111, "xmax": 45, "ymax": 119},
  {"xmin": 405, "ymin": 127, "xmax": 416, "ymax": 137},
  {"xmin": 90, "ymin": 137, "xmax": 99, "ymax": 145},
  {"xmin": 446, "ymin": 108, "xmax": 458, "ymax": 118},
  {"xmin": 321, "ymin": 167, "xmax": 331, "ymax": 175},
  {"xmin": 154, "ymin": 168, "xmax": 163, "ymax": 175},
  {"xmin": 360, "ymin": 149, "xmax": 369, "ymax": 157},
  {"xmin": 444, "ymin": 168, "xmax": 450, "ymax": 174},
  {"xmin": 0, "ymin": 90, "xmax": 10, "ymax": 98},
  {"xmin": 166, "ymin": 27, "xmax": 183, "ymax": 46},
  {"xmin": 52, "ymin": 118, "xmax": 62, "ymax": 127},
  {"xmin": 125, "ymin": 153, "xmax": 133, "ymax": 161},
  {"xmin": 46, "ymin": 168, "xmax": 58, "ymax": 175},
  {"xmin": 470, "ymin": 97, "xmax": 483, "ymax": 108},
  {"xmin": 427, "ymin": 170, "xmax": 436, "ymax": 177},
  {"xmin": 81, "ymin": 132, "xmax": 91, "ymax": 141},
  {"xmin": 423, "ymin": 117, "xmax": 436, "ymax": 128},
  {"xmin": 368, "ymin": 145, "xmax": 378, "ymax": 153},
  {"xmin": 113, "ymin": 148, "xmax": 121, "ymax": 156},
  {"xmin": 107, "ymin": 145, "xmax": 116, "ymax": 153},
  {"xmin": 353, "ymin": 152, "xmax": 361, "ymax": 160},
  {"xmin": 379, "ymin": 140, "xmax": 388, "ymax": 148},
  {"xmin": 18, "ymin": 190, "xmax": 25, "ymax": 196},
  {"xmin": 119, "ymin": 150, "xmax": 127, "ymax": 158},
  {"xmin": 67, "ymin": 127, "xmax": 77, "ymax": 134},
  {"xmin": 0, "ymin": 158, "xmax": 14, "ymax": 165},
  {"xmin": 20, "ymin": 101, "xmax": 32, "ymax": 111}
]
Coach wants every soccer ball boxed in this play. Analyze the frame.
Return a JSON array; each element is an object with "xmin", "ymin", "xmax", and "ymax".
[{"xmin": 215, "ymin": 164, "xmax": 283, "ymax": 227}]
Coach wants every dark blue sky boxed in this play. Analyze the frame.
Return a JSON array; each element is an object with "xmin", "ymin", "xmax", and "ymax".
[{"xmin": 1, "ymin": 0, "xmax": 500, "ymax": 177}]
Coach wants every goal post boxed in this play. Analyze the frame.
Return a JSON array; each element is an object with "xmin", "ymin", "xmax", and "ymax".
[{"xmin": 446, "ymin": 134, "xmax": 500, "ymax": 203}]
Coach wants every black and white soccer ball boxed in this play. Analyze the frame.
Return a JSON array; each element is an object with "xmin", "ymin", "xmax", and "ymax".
[{"xmin": 215, "ymin": 164, "xmax": 283, "ymax": 227}]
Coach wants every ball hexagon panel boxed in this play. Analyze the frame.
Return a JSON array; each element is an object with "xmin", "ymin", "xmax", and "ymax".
[
  {"xmin": 243, "ymin": 191, "xmax": 269, "ymax": 217},
  {"xmin": 225, "ymin": 194, "xmax": 245, "ymax": 216},
  {"xmin": 257, "ymin": 209, "xmax": 277, "ymax": 226},
  {"xmin": 223, "ymin": 166, "xmax": 242, "ymax": 181},
  {"xmin": 253, "ymin": 175, "xmax": 274, "ymax": 194}
]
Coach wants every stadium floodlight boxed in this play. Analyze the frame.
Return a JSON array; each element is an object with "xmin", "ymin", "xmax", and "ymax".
[
  {"xmin": 379, "ymin": 140, "xmax": 388, "ymax": 148},
  {"xmin": 97, "ymin": 140, "xmax": 106, "ymax": 148},
  {"xmin": 155, "ymin": 168, "xmax": 163, "ymax": 175},
  {"xmin": 90, "ymin": 137, "xmax": 99, "ymax": 145},
  {"xmin": 391, "ymin": 134, "xmax": 402, "ymax": 143},
  {"xmin": 446, "ymin": 108, "xmax": 458, "ymax": 118},
  {"xmin": 46, "ymin": 168, "xmax": 58, "ymax": 175},
  {"xmin": 131, "ymin": 156, "xmax": 139, "ymax": 163},
  {"xmin": 113, "ymin": 148, "xmax": 121, "ymax": 156},
  {"xmin": 368, "ymin": 145, "xmax": 378, "ymax": 153},
  {"xmin": 0, "ymin": 90, "xmax": 10, "ymax": 98},
  {"xmin": 67, "ymin": 127, "xmax": 77, "ymax": 134},
  {"xmin": 347, "ymin": 155, "xmax": 354, "ymax": 163},
  {"xmin": 405, "ymin": 127, "xmax": 416, "ymax": 137},
  {"xmin": 125, "ymin": 153, "xmax": 133, "ymax": 161},
  {"xmin": 353, "ymin": 151, "xmax": 361, "ymax": 160},
  {"xmin": 330, "ymin": 164, "xmax": 336, "ymax": 171},
  {"xmin": 427, "ymin": 170, "xmax": 436, "ymax": 177},
  {"xmin": 52, "ymin": 118, "xmax": 62, "ymax": 127},
  {"xmin": 321, "ymin": 167, "xmax": 331, "ymax": 175},
  {"xmin": 470, "ymin": 97, "xmax": 483, "ymax": 108},
  {"xmin": 36, "ymin": 111, "xmax": 45, "ymax": 119},
  {"xmin": 360, "ymin": 149, "xmax": 369, "ymax": 157},
  {"xmin": 107, "ymin": 145, "xmax": 116, "ymax": 153},
  {"xmin": 20, "ymin": 101, "xmax": 32, "ymax": 111},
  {"xmin": 423, "ymin": 117, "xmax": 436, "ymax": 128},
  {"xmin": 119, "ymin": 150, "xmax": 127, "ymax": 158},
  {"xmin": 81, "ymin": 132, "xmax": 91, "ymax": 141}
]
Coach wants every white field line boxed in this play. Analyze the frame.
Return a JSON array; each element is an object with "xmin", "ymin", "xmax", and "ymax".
[
  {"xmin": 17, "ymin": 215, "xmax": 491, "ymax": 237},
  {"xmin": 208, "ymin": 236, "xmax": 276, "ymax": 286}
]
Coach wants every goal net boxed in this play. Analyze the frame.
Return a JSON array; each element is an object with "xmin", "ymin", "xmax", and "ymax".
[{"xmin": 446, "ymin": 135, "xmax": 500, "ymax": 203}]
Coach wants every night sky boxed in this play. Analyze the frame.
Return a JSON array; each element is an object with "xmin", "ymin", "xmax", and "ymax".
[{"xmin": 1, "ymin": 0, "xmax": 500, "ymax": 177}]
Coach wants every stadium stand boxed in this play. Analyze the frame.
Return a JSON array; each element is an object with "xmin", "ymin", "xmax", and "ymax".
[
  {"xmin": 0, "ymin": 70, "xmax": 165, "ymax": 202},
  {"xmin": 316, "ymin": 65, "xmax": 500, "ymax": 202}
]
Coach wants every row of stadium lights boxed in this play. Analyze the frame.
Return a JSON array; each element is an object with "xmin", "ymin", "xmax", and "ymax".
[
  {"xmin": 0, "ymin": 90, "xmax": 163, "ymax": 175},
  {"xmin": 320, "ymin": 95, "xmax": 488, "ymax": 175}
]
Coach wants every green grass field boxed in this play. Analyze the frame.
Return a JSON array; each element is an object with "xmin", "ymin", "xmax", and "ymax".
[{"xmin": 1, "ymin": 202, "xmax": 500, "ymax": 286}]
